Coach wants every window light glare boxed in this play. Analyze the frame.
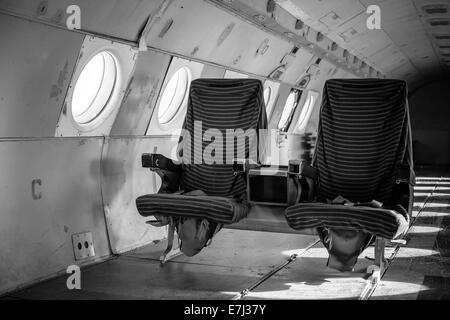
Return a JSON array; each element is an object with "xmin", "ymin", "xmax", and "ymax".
[
  {"xmin": 71, "ymin": 51, "xmax": 117, "ymax": 125},
  {"xmin": 264, "ymin": 86, "xmax": 271, "ymax": 106},
  {"xmin": 264, "ymin": 80, "xmax": 280, "ymax": 118},
  {"xmin": 278, "ymin": 90, "xmax": 300, "ymax": 131},
  {"xmin": 297, "ymin": 91, "xmax": 318, "ymax": 132},
  {"xmin": 158, "ymin": 67, "xmax": 191, "ymax": 124}
]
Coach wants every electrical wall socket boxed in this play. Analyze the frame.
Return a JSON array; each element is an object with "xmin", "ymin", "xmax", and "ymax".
[{"xmin": 72, "ymin": 232, "xmax": 95, "ymax": 260}]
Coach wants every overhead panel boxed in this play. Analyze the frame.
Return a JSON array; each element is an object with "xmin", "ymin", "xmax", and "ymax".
[
  {"xmin": 413, "ymin": 0, "xmax": 450, "ymax": 69},
  {"xmin": 274, "ymin": 0, "xmax": 450, "ymax": 83},
  {"xmin": 144, "ymin": 0, "xmax": 293, "ymax": 79},
  {"xmin": 319, "ymin": 1, "xmax": 365, "ymax": 29},
  {"xmin": 270, "ymin": 0, "xmax": 379, "ymax": 76},
  {"xmin": 0, "ymin": 0, "xmax": 165, "ymax": 41}
]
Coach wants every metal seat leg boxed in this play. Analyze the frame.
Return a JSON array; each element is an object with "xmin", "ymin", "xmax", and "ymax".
[
  {"xmin": 360, "ymin": 237, "xmax": 385, "ymax": 299},
  {"xmin": 366, "ymin": 237, "xmax": 385, "ymax": 280},
  {"xmin": 160, "ymin": 218, "xmax": 182, "ymax": 265}
]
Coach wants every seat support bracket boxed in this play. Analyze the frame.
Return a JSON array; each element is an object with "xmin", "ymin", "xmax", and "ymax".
[{"xmin": 160, "ymin": 219, "xmax": 182, "ymax": 265}]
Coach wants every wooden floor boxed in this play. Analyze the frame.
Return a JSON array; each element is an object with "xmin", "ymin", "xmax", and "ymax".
[{"xmin": 3, "ymin": 170, "xmax": 450, "ymax": 300}]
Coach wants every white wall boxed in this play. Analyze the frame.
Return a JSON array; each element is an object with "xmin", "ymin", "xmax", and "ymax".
[
  {"xmin": 0, "ymin": 14, "xmax": 83, "ymax": 137},
  {"xmin": 0, "ymin": 138, "xmax": 111, "ymax": 295}
]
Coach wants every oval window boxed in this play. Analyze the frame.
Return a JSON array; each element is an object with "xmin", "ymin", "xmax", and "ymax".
[
  {"xmin": 278, "ymin": 89, "xmax": 302, "ymax": 132},
  {"xmin": 264, "ymin": 86, "xmax": 271, "ymax": 106},
  {"xmin": 71, "ymin": 51, "xmax": 118, "ymax": 125},
  {"xmin": 158, "ymin": 67, "xmax": 191, "ymax": 124},
  {"xmin": 264, "ymin": 80, "xmax": 280, "ymax": 118},
  {"xmin": 296, "ymin": 91, "xmax": 318, "ymax": 132}
]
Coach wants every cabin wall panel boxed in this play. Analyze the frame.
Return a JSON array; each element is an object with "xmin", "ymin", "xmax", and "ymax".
[
  {"xmin": 110, "ymin": 51, "xmax": 171, "ymax": 136},
  {"xmin": 201, "ymin": 64, "xmax": 227, "ymax": 79},
  {"xmin": 268, "ymin": 83, "xmax": 293, "ymax": 130},
  {"xmin": 0, "ymin": 0, "xmax": 165, "ymax": 41},
  {"xmin": 55, "ymin": 36, "xmax": 138, "ymax": 137},
  {"xmin": 1, "ymin": 0, "xmax": 354, "ymax": 91},
  {"xmin": 144, "ymin": 0, "xmax": 294, "ymax": 80},
  {"xmin": 289, "ymin": 60, "xmax": 337, "ymax": 134},
  {"xmin": 101, "ymin": 136, "xmax": 179, "ymax": 254},
  {"xmin": 282, "ymin": 48, "xmax": 315, "ymax": 85},
  {"xmin": 412, "ymin": 129, "xmax": 450, "ymax": 166},
  {"xmin": 145, "ymin": 57, "xmax": 205, "ymax": 137},
  {"xmin": 0, "ymin": 138, "xmax": 111, "ymax": 295},
  {"xmin": 0, "ymin": 14, "xmax": 83, "ymax": 138}
]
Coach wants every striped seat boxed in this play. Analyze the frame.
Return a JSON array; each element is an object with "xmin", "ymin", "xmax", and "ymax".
[
  {"xmin": 285, "ymin": 79, "xmax": 414, "ymax": 239},
  {"xmin": 136, "ymin": 194, "xmax": 248, "ymax": 224},
  {"xmin": 136, "ymin": 78, "xmax": 267, "ymax": 224},
  {"xmin": 285, "ymin": 203, "xmax": 409, "ymax": 239}
]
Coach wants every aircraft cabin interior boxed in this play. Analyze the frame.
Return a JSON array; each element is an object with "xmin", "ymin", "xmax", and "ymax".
[{"xmin": 0, "ymin": 0, "xmax": 449, "ymax": 302}]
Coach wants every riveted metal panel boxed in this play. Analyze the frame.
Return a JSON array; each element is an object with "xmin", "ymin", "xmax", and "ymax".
[
  {"xmin": 55, "ymin": 36, "xmax": 138, "ymax": 137},
  {"xmin": 101, "ymin": 136, "xmax": 179, "ymax": 254},
  {"xmin": 0, "ymin": 137, "xmax": 111, "ymax": 295},
  {"xmin": 110, "ymin": 51, "xmax": 171, "ymax": 136},
  {"xmin": 0, "ymin": 0, "xmax": 165, "ymax": 41},
  {"xmin": 0, "ymin": 14, "xmax": 83, "ymax": 137}
]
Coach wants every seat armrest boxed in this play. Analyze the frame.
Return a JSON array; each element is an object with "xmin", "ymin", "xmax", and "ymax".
[
  {"xmin": 142, "ymin": 153, "xmax": 182, "ymax": 173},
  {"xmin": 142, "ymin": 153, "xmax": 181, "ymax": 193}
]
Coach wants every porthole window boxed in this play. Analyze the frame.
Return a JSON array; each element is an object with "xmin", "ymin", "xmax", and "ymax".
[
  {"xmin": 296, "ymin": 91, "xmax": 318, "ymax": 132},
  {"xmin": 264, "ymin": 80, "xmax": 280, "ymax": 118},
  {"xmin": 278, "ymin": 89, "xmax": 302, "ymax": 132},
  {"xmin": 158, "ymin": 67, "xmax": 191, "ymax": 124},
  {"xmin": 71, "ymin": 51, "xmax": 118, "ymax": 125},
  {"xmin": 264, "ymin": 87, "xmax": 271, "ymax": 106}
]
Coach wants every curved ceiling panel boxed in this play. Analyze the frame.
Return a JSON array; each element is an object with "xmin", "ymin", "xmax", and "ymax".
[{"xmin": 273, "ymin": 0, "xmax": 450, "ymax": 89}]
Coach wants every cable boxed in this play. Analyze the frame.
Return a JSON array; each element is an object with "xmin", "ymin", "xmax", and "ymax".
[
  {"xmin": 231, "ymin": 239, "xmax": 320, "ymax": 300},
  {"xmin": 359, "ymin": 177, "xmax": 442, "ymax": 300}
]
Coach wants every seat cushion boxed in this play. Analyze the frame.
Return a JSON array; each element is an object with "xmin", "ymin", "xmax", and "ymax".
[
  {"xmin": 315, "ymin": 79, "xmax": 412, "ymax": 204},
  {"xmin": 136, "ymin": 193, "xmax": 249, "ymax": 224},
  {"xmin": 285, "ymin": 202, "xmax": 409, "ymax": 239}
]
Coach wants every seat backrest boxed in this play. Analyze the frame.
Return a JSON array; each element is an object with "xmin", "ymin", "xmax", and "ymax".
[
  {"xmin": 179, "ymin": 78, "xmax": 267, "ymax": 198},
  {"xmin": 313, "ymin": 79, "xmax": 413, "ymax": 204}
]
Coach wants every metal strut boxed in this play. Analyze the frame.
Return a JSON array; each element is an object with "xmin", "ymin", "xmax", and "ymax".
[
  {"xmin": 160, "ymin": 218, "xmax": 182, "ymax": 265},
  {"xmin": 360, "ymin": 237, "xmax": 386, "ymax": 299},
  {"xmin": 231, "ymin": 239, "xmax": 320, "ymax": 300}
]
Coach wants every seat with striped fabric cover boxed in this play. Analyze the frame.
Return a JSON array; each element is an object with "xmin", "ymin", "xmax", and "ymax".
[
  {"xmin": 136, "ymin": 78, "xmax": 267, "ymax": 259},
  {"xmin": 285, "ymin": 78, "xmax": 415, "ymax": 270}
]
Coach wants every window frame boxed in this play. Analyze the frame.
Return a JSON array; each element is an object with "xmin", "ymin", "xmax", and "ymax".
[
  {"xmin": 263, "ymin": 80, "xmax": 280, "ymax": 119},
  {"xmin": 157, "ymin": 66, "xmax": 192, "ymax": 125},
  {"xmin": 295, "ymin": 90, "xmax": 319, "ymax": 133},
  {"xmin": 278, "ymin": 88, "xmax": 302, "ymax": 132},
  {"xmin": 71, "ymin": 51, "xmax": 119, "ymax": 126}
]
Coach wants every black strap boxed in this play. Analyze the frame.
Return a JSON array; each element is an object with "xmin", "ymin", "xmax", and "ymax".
[
  {"xmin": 301, "ymin": 164, "xmax": 318, "ymax": 181},
  {"xmin": 142, "ymin": 153, "xmax": 182, "ymax": 173}
]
